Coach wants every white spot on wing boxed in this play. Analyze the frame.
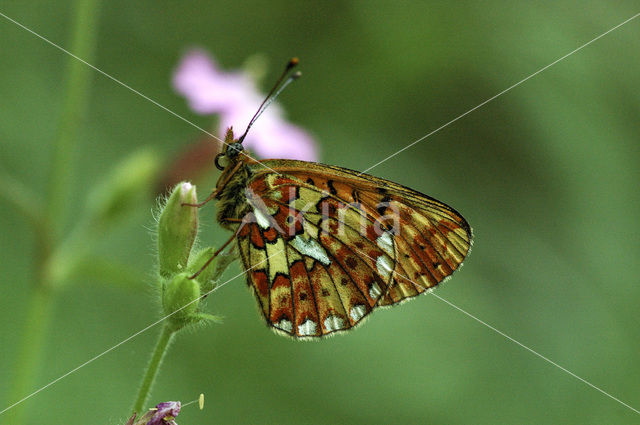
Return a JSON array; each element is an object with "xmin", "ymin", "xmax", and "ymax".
[
  {"xmin": 376, "ymin": 231, "xmax": 394, "ymax": 257},
  {"xmin": 275, "ymin": 318, "xmax": 292, "ymax": 333},
  {"xmin": 349, "ymin": 304, "xmax": 366, "ymax": 322},
  {"xmin": 323, "ymin": 315, "xmax": 346, "ymax": 332},
  {"xmin": 253, "ymin": 207, "xmax": 271, "ymax": 229},
  {"xmin": 368, "ymin": 281, "xmax": 382, "ymax": 299},
  {"xmin": 376, "ymin": 255, "xmax": 394, "ymax": 281},
  {"xmin": 297, "ymin": 319, "xmax": 317, "ymax": 336},
  {"xmin": 290, "ymin": 235, "xmax": 331, "ymax": 265}
]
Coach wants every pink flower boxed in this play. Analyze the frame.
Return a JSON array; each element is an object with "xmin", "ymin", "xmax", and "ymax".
[
  {"xmin": 145, "ymin": 401, "xmax": 180, "ymax": 425},
  {"xmin": 173, "ymin": 50, "xmax": 318, "ymax": 161},
  {"xmin": 125, "ymin": 401, "xmax": 182, "ymax": 425}
]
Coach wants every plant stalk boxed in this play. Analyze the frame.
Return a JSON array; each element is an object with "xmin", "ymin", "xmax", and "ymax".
[
  {"xmin": 6, "ymin": 1, "xmax": 100, "ymax": 423},
  {"xmin": 47, "ymin": 0, "xmax": 100, "ymax": 239},
  {"xmin": 3, "ymin": 286, "xmax": 53, "ymax": 424},
  {"xmin": 132, "ymin": 324, "xmax": 176, "ymax": 414}
]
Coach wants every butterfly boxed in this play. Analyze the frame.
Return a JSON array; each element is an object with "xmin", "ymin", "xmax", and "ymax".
[{"xmin": 189, "ymin": 59, "xmax": 472, "ymax": 338}]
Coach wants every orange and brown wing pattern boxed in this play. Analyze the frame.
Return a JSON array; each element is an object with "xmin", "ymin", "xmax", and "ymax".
[
  {"xmin": 237, "ymin": 175, "xmax": 395, "ymax": 338},
  {"xmin": 355, "ymin": 187, "xmax": 471, "ymax": 306},
  {"xmin": 237, "ymin": 160, "xmax": 471, "ymax": 338}
]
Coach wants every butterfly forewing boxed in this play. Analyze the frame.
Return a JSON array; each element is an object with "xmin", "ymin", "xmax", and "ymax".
[{"xmin": 235, "ymin": 159, "xmax": 471, "ymax": 338}]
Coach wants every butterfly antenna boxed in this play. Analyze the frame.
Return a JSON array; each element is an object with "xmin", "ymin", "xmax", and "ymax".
[
  {"xmin": 237, "ymin": 57, "xmax": 300, "ymax": 144},
  {"xmin": 252, "ymin": 71, "xmax": 301, "ymax": 124}
]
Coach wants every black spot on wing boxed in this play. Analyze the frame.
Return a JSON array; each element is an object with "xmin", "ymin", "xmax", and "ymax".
[{"xmin": 327, "ymin": 180, "xmax": 338, "ymax": 195}]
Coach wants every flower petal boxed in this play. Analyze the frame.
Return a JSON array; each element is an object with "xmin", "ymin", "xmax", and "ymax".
[
  {"xmin": 174, "ymin": 49, "xmax": 319, "ymax": 161},
  {"xmin": 173, "ymin": 50, "xmax": 254, "ymax": 115},
  {"xmin": 146, "ymin": 401, "xmax": 181, "ymax": 425}
]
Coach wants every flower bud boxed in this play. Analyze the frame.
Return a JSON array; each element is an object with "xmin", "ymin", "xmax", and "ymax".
[
  {"xmin": 163, "ymin": 273, "xmax": 201, "ymax": 327},
  {"xmin": 157, "ymin": 182, "xmax": 198, "ymax": 278},
  {"xmin": 86, "ymin": 148, "xmax": 161, "ymax": 225}
]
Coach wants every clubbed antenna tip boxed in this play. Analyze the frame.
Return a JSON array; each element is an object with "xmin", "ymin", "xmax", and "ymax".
[{"xmin": 238, "ymin": 57, "xmax": 302, "ymax": 144}]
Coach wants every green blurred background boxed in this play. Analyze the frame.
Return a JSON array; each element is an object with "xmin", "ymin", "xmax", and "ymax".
[{"xmin": 1, "ymin": 1, "xmax": 639, "ymax": 424}]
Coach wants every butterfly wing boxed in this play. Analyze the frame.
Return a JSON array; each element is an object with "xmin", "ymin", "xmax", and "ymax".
[{"xmin": 236, "ymin": 159, "xmax": 472, "ymax": 338}]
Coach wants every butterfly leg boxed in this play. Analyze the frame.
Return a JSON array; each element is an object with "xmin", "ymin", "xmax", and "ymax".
[
  {"xmin": 182, "ymin": 161, "xmax": 245, "ymax": 208},
  {"xmin": 181, "ymin": 188, "xmax": 219, "ymax": 208},
  {"xmin": 189, "ymin": 218, "xmax": 246, "ymax": 279}
]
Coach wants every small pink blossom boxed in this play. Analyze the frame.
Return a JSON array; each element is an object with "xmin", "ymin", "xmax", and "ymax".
[
  {"xmin": 126, "ymin": 401, "xmax": 182, "ymax": 425},
  {"xmin": 173, "ymin": 49, "xmax": 318, "ymax": 161},
  {"xmin": 145, "ymin": 401, "xmax": 180, "ymax": 425}
]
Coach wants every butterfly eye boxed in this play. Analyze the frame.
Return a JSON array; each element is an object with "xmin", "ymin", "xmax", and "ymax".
[
  {"xmin": 214, "ymin": 152, "xmax": 226, "ymax": 170},
  {"xmin": 227, "ymin": 142, "xmax": 244, "ymax": 159},
  {"xmin": 214, "ymin": 142, "xmax": 245, "ymax": 170}
]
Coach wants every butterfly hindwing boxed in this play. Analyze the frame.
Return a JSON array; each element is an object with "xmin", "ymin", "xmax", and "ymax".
[
  {"xmin": 236, "ymin": 160, "xmax": 471, "ymax": 338},
  {"xmin": 237, "ymin": 220, "xmax": 389, "ymax": 337}
]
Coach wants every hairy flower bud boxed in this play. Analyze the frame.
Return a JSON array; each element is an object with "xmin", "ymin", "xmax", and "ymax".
[
  {"xmin": 163, "ymin": 273, "xmax": 201, "ymax": 327},
  {"xmin": 157, "ymin": 182, "xmax": 198, "ymax": 278}
]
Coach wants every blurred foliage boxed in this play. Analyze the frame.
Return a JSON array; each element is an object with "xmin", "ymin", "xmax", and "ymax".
[{"xmin": 0, "ymin": 2, "xmax": 639, "ymax": 424}]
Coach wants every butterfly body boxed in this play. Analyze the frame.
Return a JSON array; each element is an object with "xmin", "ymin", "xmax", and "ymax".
[
  {"xmin": 215, "ymin": 160, "xmax": 253, "ymax": 230},
  {"xmin": 210, "ymin": 128, "xmax": 472, "ymax": 339}
]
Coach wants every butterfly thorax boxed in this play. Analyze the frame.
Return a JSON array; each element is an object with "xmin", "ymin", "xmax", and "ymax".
[{"xmin": 215, "ymin": 159, "xmax": 253, "ymax": 230}]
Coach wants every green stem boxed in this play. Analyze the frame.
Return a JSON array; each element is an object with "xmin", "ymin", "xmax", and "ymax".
[
  {"xmin": 4, "ymin": 286, "xmax": 54, "ymax": 425},
  {"xmin": 0, "ymin": 172, "xmax": 46, "ymax": 232},
  {"xmin": 132, "ymin": 325, "xmax": 176, "ymax": 414},
  {"xmin": 47, "ymin": 0, "xmax": 101, "ymax": 240},
  {"xmin": 6, "ymin": 1, "xmax": 101, "ymax": 423}
]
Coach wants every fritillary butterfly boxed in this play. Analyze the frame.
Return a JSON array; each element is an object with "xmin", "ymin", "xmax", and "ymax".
[{"xmin": 190, "ymin": 59, "xmax": 472, "ymax": 338}]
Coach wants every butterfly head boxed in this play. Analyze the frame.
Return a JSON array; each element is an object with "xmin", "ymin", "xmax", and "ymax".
[{"xmin": 214, "ymin": 127, "xmax": 245, "ymax": 171}]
